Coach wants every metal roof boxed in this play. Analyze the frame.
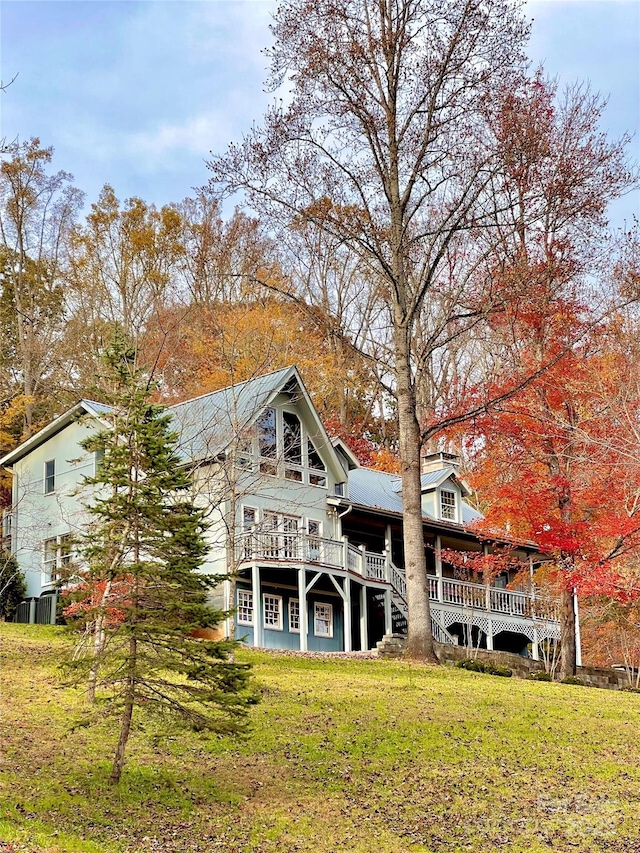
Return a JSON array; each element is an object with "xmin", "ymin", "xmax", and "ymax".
[
  {"xmin": 348, "ymin": 466, "xmax": 482, "ymax": 526},
  {"xmin": 168, "ymin": 366, "xmax": 296, "ymax": 462}
]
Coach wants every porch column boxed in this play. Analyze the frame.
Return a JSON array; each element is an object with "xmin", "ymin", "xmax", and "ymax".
[
  {"xmin": 344, "ymin": 577, "xmax": 352, "ymax": 652},
  {"xmin": 251, "ymin": 564, "xmax": 263, "ymax": 647},
  {"xmin": 384, "ymin": 587, "xmax": 393, "ymax": 636},
  {"xmin": 298, "ymin": 567, "xmax": 308, "ymax": 651},
  {"xmin": 532, "ymin": 626, "xmax": 540, "ymax": 661},
  {"xmin": 486, "ymin": 622, "xmax": 494, "ymax": 651},
  {"xmin": 360, "ymin": 585, "xmax": 368, "ymax": 651},
  {"xmin": 435, "ymin": 535, "xmax": 443, "ymax": 602}
]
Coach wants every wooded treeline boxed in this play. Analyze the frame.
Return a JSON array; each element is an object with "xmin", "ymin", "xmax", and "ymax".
[{"xmin": 2, "ymin": 0, "xmax": 640, "ymax": 675}]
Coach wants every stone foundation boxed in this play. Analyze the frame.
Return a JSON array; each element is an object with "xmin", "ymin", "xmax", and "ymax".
[{"xmin": 376, "ymin": 634, "xmax": 632, "ymax": 691}]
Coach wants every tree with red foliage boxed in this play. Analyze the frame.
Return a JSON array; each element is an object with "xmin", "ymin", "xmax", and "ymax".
[{"xmin": 464, "ymin": 300, "xmax": 640, "ymax": 678}]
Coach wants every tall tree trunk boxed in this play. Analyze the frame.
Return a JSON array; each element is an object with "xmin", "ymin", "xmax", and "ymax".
[
  {"xmin": 395, "ymin": 328, "xmax": 437, "ymax": 662},
  {"xmin": 559, "ymin": 584, "xmax": 576, "ymax": 680},
  {"xmin": 110, "ymin": 636, "xmax": 136, "ymax": 784}
]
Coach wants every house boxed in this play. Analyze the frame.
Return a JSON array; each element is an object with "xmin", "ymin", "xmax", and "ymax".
[{"xmin": 0, "ymin": 366, "xmax": 562, "ymax": 657}]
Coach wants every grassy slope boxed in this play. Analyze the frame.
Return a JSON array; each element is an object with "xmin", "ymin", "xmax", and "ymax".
[{"xmin": 1, "ymin": 625, "xmax": 639, "ymax": 853}]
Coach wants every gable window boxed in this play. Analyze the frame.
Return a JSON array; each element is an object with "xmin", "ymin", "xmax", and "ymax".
[
  {"xmin": 314, "ymin": 602, "xmax": 333, "ymax": 638},
  {"xmin": 440, "ymin": 489, "xmax": 456, "ymax": 521},
  {"xmin": 42, "ymin": 534, "xmax": 72, "ymax": 582},
  {"xmin": 307, "ymin": 439, "xmax": 327, "ymax": 487},
  {"xmin": 44, "ymin": 460, "xmax": 56, "ymax": 494},
  {"xmin": 236, "ymin": 433, "xmax": 253, "ymax": 470},
  {"xmin": 263, "ymin": 594, "xmax": 283, "ymax": 630},
  {"xmin": 258, "ymin": 407, "xmax": 277, "ymax": 474},
  {"xmin": 237, "ymin": 590, "xmax": 253, "ymax": 625},
  {"xmin": 283, "ymin": 412, "xmax": 302, "ymax": 462},
  {"xmin": 289, "ymin": 599, "xmax": 300, "ymax": 633}
]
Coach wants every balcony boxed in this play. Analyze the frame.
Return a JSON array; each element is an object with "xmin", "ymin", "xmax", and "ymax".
[
  {"xmin": 234, "ymin": 531, "xmax": 558, "ymax": 623},
  {"xmin": 235, "ymin": 531, "xmax": 388, "ymax": 583}
]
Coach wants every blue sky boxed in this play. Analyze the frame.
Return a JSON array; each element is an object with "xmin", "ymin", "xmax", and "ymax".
[{"xmin": 1, "ymin": 0, "xmax": 638, "ymax": 229}]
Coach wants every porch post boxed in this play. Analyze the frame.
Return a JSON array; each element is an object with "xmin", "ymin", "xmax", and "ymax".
[
  {"xmin": 251, "ymin": 564, "xmax": 262, "ymax": 647},
  {"xmin": 384, "ymin": 587, "xmax": 393, "ymax": 636},
  {"xmin": 435, "ymin": 535, "xmax": 443, "ymax": 602},
  {"xmin": 344, "ymin": 576, "xmax": 352, "ymax": 652},
  {"xmin": 298, "ymin": 567, "xmax": 308, "ymax": 651},
  {"xmin": 384, "ymin": 525, "xmax": 393, "ymax": 581},
  {"xmin": 360, "ymin": 585, "xmax": 368, "ymax": 651},
  {"xmin": 532, "ymin": 626, "xmax": 540, "ymax": 661}
]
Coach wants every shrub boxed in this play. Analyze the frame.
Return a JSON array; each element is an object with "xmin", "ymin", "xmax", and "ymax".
[
  {"xmin": 561, "ymin": 676, "xmax": 587, "ymax": 686},
  {"xmin": 457, "ymin": 658, "xmax": 486, "ymax": 673},
  {"xmin": 485, "ymin": 664, "xmax": 512, "ymax": 677},
  {"xmin": 530, "ymin": 671, "xmax": 553, "ymax": 682}
]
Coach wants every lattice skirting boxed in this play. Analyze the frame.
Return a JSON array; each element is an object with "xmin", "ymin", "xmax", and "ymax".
[{"xmin": 431, "ymin": 607, "xmax": 561, "ymax": 643}]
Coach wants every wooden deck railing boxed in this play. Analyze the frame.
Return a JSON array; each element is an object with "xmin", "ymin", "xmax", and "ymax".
[{"xmin": 235, "ymin": 532, "xmax": 557, "ymax": 620}]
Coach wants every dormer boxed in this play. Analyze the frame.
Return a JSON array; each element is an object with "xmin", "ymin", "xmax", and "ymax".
[{"xmin": 418, "ymin": 452, "xmax": 469, "ymax": 524}]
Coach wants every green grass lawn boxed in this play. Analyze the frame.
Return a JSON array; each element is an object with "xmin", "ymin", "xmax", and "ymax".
[{"xmin": 1, "ymin": 624, "xmax": 639, "ymax": 853}]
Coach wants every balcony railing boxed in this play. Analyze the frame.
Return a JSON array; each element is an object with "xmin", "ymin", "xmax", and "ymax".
[
  {"xmin": 235, "ymin": 531, "xmax": 558, "ymax": 622},
  {"xmin": 235, "ymin": 531, "xmax": 389, "ymax": 582},
  {"xmin": 428, "ymin": 575, "xmax": 557, "ymax": 621}
]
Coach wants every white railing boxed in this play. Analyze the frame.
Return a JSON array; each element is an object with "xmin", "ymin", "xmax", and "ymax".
[
  {"xmin": 427, "ymin": 575, "xmax": 556, "ymax": 621},
  {"xmin": 347, "ymin": 543, "xmax": 362, "ymax": 573},
  {"xmin": 235, "ymin": 532, "xmax": 557, "ymax": 622},
  {"xmin": 365, "ymin": 551, "xmax": 387, "ymax": 581},
  {"xmin": 236, "ymin": 532, "xmax": 344, "ymax": 568}
]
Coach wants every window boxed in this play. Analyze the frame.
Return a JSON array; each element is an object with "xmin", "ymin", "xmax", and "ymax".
[
  {"xmin": 237, "ymin": 590, "xmax": 253, "ymax": 625},
  {"xmin": 283, "ymin": 412, "xmax": 302, "ymax": 464},
  {"xmin": 262, "ymin": 512, "xmax": 299, "ymax": 559},
  {"xmin": 314, "ymin": 602, "xmax": 333, "ymax": 637},
  {"xmin": 334, "ymin": 482, "xmax": 345, "ymax": 497},
  {"xmin": 307, "ymin": 440, "xmax": 327, "ymax": 487},
  {"xmin": 307, "ymin": 519, "xmax": 321, "ymax": 561},
  {"xmin": 258, "ymin": 407, "xmax": 277, "ymax": 459},
  {"xmin": 94, "ymin": 448, "xmax": 105, "ymax": 477},
  {"xmin": 236, "ymin": 434, "xmax": 253, "ymax": 470},
  {"xmin": 440, "ymin": 489, "xmax": 456, "ymax": 521},
  {"xmin": 289, "ymin": 599, "xmax": 300, "ymax": 633},
  {"xmin": 42, "ymin": 534, "xmax": 72, "ymax": 582},
  {"xmin": 263, "ymin": 594, "xmax": 283, "ymax": 630},
  {"xmin": 44, "ymin": 460, "xmax": 55, "ymax": 494},
  {"xmin": 282, "ymin": 515, "xmax": 299, "ymax": 558}
]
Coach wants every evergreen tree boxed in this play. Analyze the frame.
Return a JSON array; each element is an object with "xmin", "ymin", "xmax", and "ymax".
[
  {"xmin": 65, "ymin": 336, "xmax": 254, "ymax": 783},
  {"xmin": 0, "ymin": 552, "xmax": 26, "ymax": 620}
]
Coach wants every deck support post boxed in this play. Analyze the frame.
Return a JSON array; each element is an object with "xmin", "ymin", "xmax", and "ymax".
[
  {"xmin": 298, "ymin": 567, "xmax": 308, "ymax": 651},
  {"xmin": 532, "ymin": 626, "xmax": 540, "ymax": 661},
  {"xmin": 435, "ymin": 535, "xmax": 443, "ymax": 602},
  {"xmin": 384, "ymin": 587, "xmax": 393, "ymax": 636},
  {"xmin": 251, "ymin": 564, "xmax": 263, "ymax": 647},
  {"xmin": 360, "ymin": 585, "xmax": 368, "ymax": 651},
  {"xmin": 344, "ymin": 577, "xmax": 352, "ymax": 652}
]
